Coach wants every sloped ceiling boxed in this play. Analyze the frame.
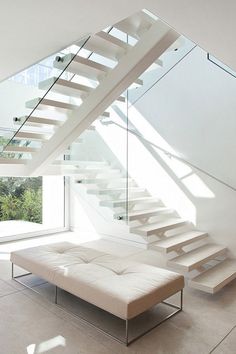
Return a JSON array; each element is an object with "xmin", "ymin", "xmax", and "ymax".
[{"xmin": 0, "ymin": 0, "xmax": 236, "ymax": 82}]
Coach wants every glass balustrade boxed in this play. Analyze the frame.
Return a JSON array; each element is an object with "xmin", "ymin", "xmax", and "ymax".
[{"xmin": 0, "ymin": 37, "xmax": 90, "ymax": 157}]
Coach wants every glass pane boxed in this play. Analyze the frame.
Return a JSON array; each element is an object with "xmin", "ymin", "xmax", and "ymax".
[
  {"xmin": 56, "ymin": 113, "xmax": 128, "ymax": 241},
  {"xmin": 128, "ymin": 36, "xmax": 196, "ymax": 106},
  {"xmin": 0, "ymin": 38, "xmax": 89, "ymax": 156}
]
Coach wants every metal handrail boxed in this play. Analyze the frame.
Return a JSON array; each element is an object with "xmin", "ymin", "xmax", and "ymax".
[{"xmin": 102, "ymin": 120, "xmax": 236, "ymax": 193}]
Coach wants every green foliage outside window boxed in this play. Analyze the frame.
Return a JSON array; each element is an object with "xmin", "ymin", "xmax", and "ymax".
[{"xmin": 0, "ymin": 177, "xmax": 42, "ymax": 223}]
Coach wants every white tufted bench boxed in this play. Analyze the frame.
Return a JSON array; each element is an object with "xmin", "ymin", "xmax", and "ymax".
[{"xmin": 10, "ymin": 242, "xmax": 184, "ymax": 345}]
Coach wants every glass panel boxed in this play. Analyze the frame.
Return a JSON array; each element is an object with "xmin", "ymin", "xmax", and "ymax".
[
  {"xmin": 56, "ymin": 113, "xmax": 128, "ymax": 239},
  {"xmin": 127, "ymin": 36, "xmax": 196, "ymax": 106},
  {"xmin": 0, "ymin": 37, "xmax": 89, "ymax": 156}
]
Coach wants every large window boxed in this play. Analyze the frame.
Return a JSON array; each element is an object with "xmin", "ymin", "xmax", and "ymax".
[
  {"xmin": 0, "ymin": 177, "xmax": 42, "ymax": 223},
  {"xmin": 0, "ymin": 176, "xmax": 67, "ymax": 241}
]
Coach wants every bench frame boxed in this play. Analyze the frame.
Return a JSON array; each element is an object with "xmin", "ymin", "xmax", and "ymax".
[{"xmin": 11, "ymin": 262, "xmax": 183, "ymax": 346}]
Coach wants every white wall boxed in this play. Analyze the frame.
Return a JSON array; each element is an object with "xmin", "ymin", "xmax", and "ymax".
[{"xmin": 132, "ymin": 47, "xmax": 236, "ymax": 256}]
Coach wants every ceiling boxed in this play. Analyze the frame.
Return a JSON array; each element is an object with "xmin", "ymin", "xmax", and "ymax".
[{"xmin": 0, "ymin": 0, "xmax": 236, "ymax": 82}]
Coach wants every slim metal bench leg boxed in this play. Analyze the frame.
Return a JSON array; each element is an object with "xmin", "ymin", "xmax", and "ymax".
[
  {"xmin": 125, "ymin": 319, "xmax": 129, "ymax": 346},
  {"xmin": 11, "ymin": 263, "xmax": 14, "ymax": 279},
  {"xmin": 55, "ymin": 286, "xmax": 58, "ymax": 304}
]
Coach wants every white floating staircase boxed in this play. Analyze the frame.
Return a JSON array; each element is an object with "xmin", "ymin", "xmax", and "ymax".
[
  {"xmin": 71, "ymin": 157, "xmax": 236, "ymax": 294},
  {"xmin": 0, "ymin": 10, "xmax": 235, "ymax": 293},
  {"xmin": 0, "ymin": 9, "xmax": 180, "ymax": 176}
]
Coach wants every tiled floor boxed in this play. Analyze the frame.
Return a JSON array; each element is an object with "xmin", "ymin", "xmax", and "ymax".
[{"xmin": 0, "ymin": 232, "xmax": 235, "ymax": 354}]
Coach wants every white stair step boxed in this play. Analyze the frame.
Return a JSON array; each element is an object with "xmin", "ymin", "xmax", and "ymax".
[
  {"xmin": 39, "ymin": 77, "xmax": 93, "ymax": 98},
  {"xmin": 39, "ymin": 76, "xmax": 125, "ymax": 104},
  {"xmin": 54, "ymin": 54, "xmax": 110, "ymax": 81},
  {"xmin": 77, "ymin": 177, "xmax": 132, "ymax": 185},
  {"xmin": 153, "ymin": 231, "xmax": 208, "ymax": 253},
  {"xmin": 100, "ymin": 196, "xmax": 159, "ymax": 208},
  {"xmin": 26, "ymin": 97, "xmax": 79, "ymax": 111},
  {"xmin": 114, "ymin": 207, "xmax": 173, "ymax": 221},
  {"xmin": 0, "ymin": 158, "xmax": 27, "ymax": 164},
  {"xmin": 87, "ymin": 187, "xmax": 146, "ymax": 195},
  {"xmin": 54, "ymin": 160, "xmax": 108, "ymax": 167},
  {"xmin": 114, "ymin": 10, "xmax": 156, "ymax": 39},
  {"xmin": 96, "ymin": 31, "xmax": 131, "ymax": 50},
  {"xmin": 13, "ymin": 116, "xmax": 63, "ymax": 127},
  {"xmin": 26, "ymin": 97, "xmax": 109, "ymax": 117},
  {"xmin": 14, "ymin": 132, "xmax": 50, "ymax": 141},
  {"xmin": 74, "ymin": 168, "xmax": 120, "ymax": 175},
  {"xmin": 188, "ymin": 259, "xmax": 236, "ymax": 294},
  {"xmin": 130, "ymin": 218, "xmax": 187, "ymax": 236},
  {"xmin": 84, "ymin": 35, "xmax": 126, "ymax": 61},
  {"xmin": 4, "ymin": 145, "xmax": 39, "ymax": 153},
  {"xmin": 54, "ymin": 54, "xmax": 142, "ymax": 87},
  {"xmin": 168, "ymin": 244, "xmax": 227, "ymax": 272}
]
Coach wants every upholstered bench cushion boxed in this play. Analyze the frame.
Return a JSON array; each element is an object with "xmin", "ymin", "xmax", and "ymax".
[{"xmin": 11, "ymin": 242, "xmax": 184, "ymax": 320}]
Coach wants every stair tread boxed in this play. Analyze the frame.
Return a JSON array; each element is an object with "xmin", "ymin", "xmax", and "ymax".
[
  {"xmin": 4, "ymin": 145, "xmax": 39, "ymax": 153},
  {"xmin": 188, "ymin": 259, "xmax": 236, "ymax": 293},
  {"xmin": 131, "ymin": 218, "xmax": 187, "ymax": 236},
  {"xmin": 154, "ymin": 231, "xmax": 208, "ymax": 252},
  {"xmin": 39, "ymin": 77, "xmax": 125, "ymax": 103},
  {"xmin": 78, "ymin": 178, "xmax": 134, "ymax": 185},
  {"xmin": 87, "ymin": 187, "xmax": 146, "ymax": 194},
  {"xmin": 84, "ymin": 35, "xmax": 126, "ymax": 61},
  {"xmin": 78, "ymin": 177, "xmax": 131, "ymax": 183},
  {"xmin": 103, "ymin": 196, "xmax": 158, "ymax": 203},
  {"xmin": 114, "ymin": 207, "xmax": 171, "ymax": 221},
  {"xmin": 22, "ymin": 116, "xmax": 63, "ymax": 126},
  {"xmin": 126, "ymin": 207, "xmax": 170, "ymax": 216},
  {"xmin": 0, "ymin": 158, "xmax": 28, "ymax": 164},
  {"xmin": 75, "ymin": 168, "xmax": 120, "ymax": 174},
  {"xmin": 100, "ymin": 196, "xmax": 159, "ymax": 207},
  {"xmin": 96, "ymin": 31, "xmax": 131, "ymax": 50},
  {"xmin": 55, "ymin": 54, "xmax": 141, "ymax": 87},
  {"xmin": 54, "ymin": 54, "xmax": 111, "ymax": 81},
  {"xmin": 54, "ymin": 160, "xmax": 108, "ymax": 166},
  {"xmin": 15, "ymin": 132, "xmax": 50, "ymax": 141},
  {"xmin": 168, "ymin": 244, "xmax": 227, "ymax": 271},
  {"xmin": 39, "ymin": 77, "xmax": 94, "ymax": 98},
  {"xmin": 26, "ymin": 97, "xmax": 110, "ymax": 117},
  {"xmin": 26, "ymin": 97, "xmax": 79, "ymax": 110}
]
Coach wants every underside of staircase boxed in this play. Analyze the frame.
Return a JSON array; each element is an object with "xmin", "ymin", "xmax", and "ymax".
[{"xmin": 0, "ymin": 9, "xmax": 179, "ymax": 176}]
